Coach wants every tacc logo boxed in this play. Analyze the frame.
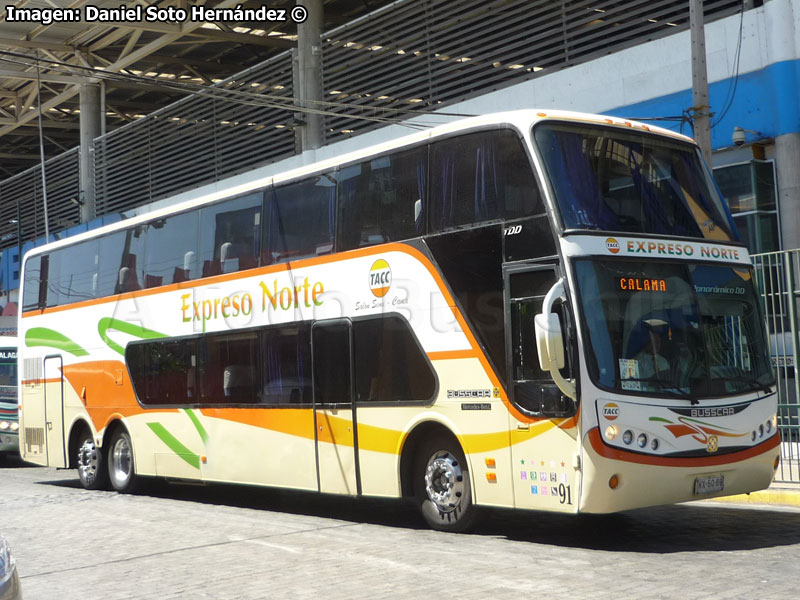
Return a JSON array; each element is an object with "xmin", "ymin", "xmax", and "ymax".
[
  {"xmin": 606, "ymin": 238, "xmax": 620, "ymax": 254},
  {"xmin": 602, "ymin": 402, "xmax": 620, "ymax": 420},
  {"xmin": 369, "ymin": 259, "xmax": 392, "ymax": 297}
]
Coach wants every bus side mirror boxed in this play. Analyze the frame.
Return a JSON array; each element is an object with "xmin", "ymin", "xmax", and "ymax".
[
  {"xmin": 535, "ymin": 279, "xmax": 576, "ymax": 400},
  {"xmin": 534, "ymin": 312, "xmax": 565, "ymax": 371}
]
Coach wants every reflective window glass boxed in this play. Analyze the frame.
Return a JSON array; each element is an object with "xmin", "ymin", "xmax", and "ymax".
[
  {"xmin": 143, "ymin": 212, "xmax": 199, "ymax": 287},
  {"xmin": 338, "ymin": 148, "xmax": 426, "ymax": 250},
  {"xmin": 199, "ymin": 193, "xmax": 262, "ymax": 277},
  {"xmin": 265, "ymin": 174, "xmax": 336, "ymax": 263}
]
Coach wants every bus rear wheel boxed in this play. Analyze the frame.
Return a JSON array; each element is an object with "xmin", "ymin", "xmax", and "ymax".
[
  {"xmin": 413, "ymin": 436, "xmax": 478, "ymax": 532},
  {"xmin": 76, "ymin": 431, "xmax": 109, "ymax": 490},
  {"xmin": 108, "ymin": 429, "xmax": 139, "ymax": 493}
]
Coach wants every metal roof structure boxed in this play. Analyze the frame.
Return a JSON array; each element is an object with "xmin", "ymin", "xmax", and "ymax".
[{"xmin": 0, "ymin": 0, "xmax": 393, "ymax": 178}]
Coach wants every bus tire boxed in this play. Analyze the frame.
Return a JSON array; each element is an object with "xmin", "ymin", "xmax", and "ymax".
[
  {"xmin": 413, "ymin": 435, "xmax": 478, "ymax": 532},
  {"xmin": 76, "ymin": 430, "xmax": 109, "ymax": 490},
  {"xmin": 108, "ymin": 429, "xmax": 139, "ymax": 493}
]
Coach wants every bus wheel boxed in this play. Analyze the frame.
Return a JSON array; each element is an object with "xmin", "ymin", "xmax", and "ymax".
[
  {"xmin": 77, "ymin": 431, "xmax": 109, "ymax": 490},
  {"xmin": 108, "ymin": 429, "xmax": 138, "ymax": 493},
  {"xmin": 413, "ymin": 436, "xmax": 478, "ymax": 532}
]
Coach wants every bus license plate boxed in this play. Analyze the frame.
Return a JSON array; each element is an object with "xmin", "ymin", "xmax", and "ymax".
[{"xmin": 694, "ymin": 475, "xmax": 724, "ymax": 495}]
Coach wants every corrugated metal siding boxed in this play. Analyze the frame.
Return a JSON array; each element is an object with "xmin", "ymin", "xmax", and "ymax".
[{"xmin": 0, "ymin": 0, "xmax": 747, "ymax": 256}]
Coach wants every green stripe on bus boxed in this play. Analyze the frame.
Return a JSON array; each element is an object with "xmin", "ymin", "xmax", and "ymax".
[
  {"xmin": 184, "ymin": 409, "xmax": 209, "ymax": 445},
  {"xmin": 25, "ymin": 327, "xmax": 89, "ymax": 356},
  {"xmin": 98, "ymin": 317, "xmax": 165, "ymax": 355},
  {"xmin": 146, "ymin": 422, "xmax": 201, "ymax": 470}
]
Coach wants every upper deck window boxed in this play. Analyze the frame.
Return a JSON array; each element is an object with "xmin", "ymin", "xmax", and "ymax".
[{"xmin": 533, "ymin": 122, "xmax": 737, "ymax": 240}]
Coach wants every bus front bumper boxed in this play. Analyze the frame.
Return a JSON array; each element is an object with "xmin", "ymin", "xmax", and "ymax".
[{"xmin": 578, "ymin": 427, "xmax": 780, "ymax": 513}]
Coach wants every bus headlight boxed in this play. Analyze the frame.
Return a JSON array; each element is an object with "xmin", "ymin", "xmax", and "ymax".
[
  {"xmin": 605, "ymin": 425, "xmax": 618, "ymax": 440},
  {"xmin": 0, "ymin": 421, "xmax": 9, "ymax": 430},
  {"xmin": 637, "ymin": 433, "xmax": 648, "ymax": 448},
  {"xmin": 10, "ymin": 422, "xmax": 18, "ymax": 432},
  {"xmin": 622, "ymin": 430, "xmax": 633, "ymax": 445}
]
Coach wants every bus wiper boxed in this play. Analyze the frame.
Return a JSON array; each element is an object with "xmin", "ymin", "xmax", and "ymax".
[{"xmin": 719, "ymin": 375, "xmax": 773, "ymax": 393}]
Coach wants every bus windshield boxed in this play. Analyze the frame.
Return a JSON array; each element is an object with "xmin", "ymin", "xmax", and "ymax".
[
  {"xmin": 575, "ymin": 260, "xmax": 774, "ymax": 398},
  {"xmin": 533, "ymin": 122, "xmax": 736, "ymax": 240}
]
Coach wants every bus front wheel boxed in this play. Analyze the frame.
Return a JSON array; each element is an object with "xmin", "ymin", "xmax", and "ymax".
[
  {"xmin": 76, "ymin": 431, "xmax": 109, "ymax": 490},
  {"xmin": 108, "ymin": 429, "xmax": 139, "ymax": 493},
  {"xmin": 413, "ymin": 436, "xmax": 478, "ymax": 532}
]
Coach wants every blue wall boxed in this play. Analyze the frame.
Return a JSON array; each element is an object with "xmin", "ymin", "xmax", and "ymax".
[
  {"xmin": 606, "ymin": 59, "xmax": 800, "ymax": 149},
  {"xmin": 0, "ymin": 213, "xmax": 122, "ymax": 294}
]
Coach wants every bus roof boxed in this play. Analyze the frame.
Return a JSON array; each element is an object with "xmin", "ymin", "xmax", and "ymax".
[{"xmin": 21, "ymin": 109, "xmax": 694, "ymax": 263}]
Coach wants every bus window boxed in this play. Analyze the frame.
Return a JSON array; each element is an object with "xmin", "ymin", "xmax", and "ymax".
[
  {"xmin": 533, "ymin": 122, "xmax": 736, "ymax": 240},
  {"xmin": 507, "ymin": 267, "xmax": 573, "ymax": 415},
  {"xmin": 430, "ymin": 129, "xmax": 542, "ymax": 231},
  {"xmin": 199, "ymin": 193, "xmax": 262, "ymax": 277},
  {"xmin": 261, "ymin": 324, "xmax": 312, "ymax": 405},
  {"xmin": 199, "ymin": 331, "xmax": 260, "ymax": 404},
  {"xmin": 352, "ymin": 314, "xmax": 436, "ymax": 403},
  {"xmin": 22, "ymin": 254, "xmax": 42, "ymax": 311},
  {"xmin": 266, "ymin": 174, "xmax": 336, "ymax": 263},
  {"xmin": 127, "ymin": 338, "xmax": 197, "ymax": 405},
  {"xmin": 337, "ymin": 147, "xmax": 427, "ymax": 250},
  {"xmin": 48, "ymin": 240, "xmax": 100, "ymax": 306},
  {"xmin": 97, "ymin": 231, "xmax": 127, "ymax": 297},
  {"xmin": 312, "ymin": 321, "xmax": 351, "ymax": 406},
  {"xmin": 143, "ymin": 212, "xmax": 200, "ymax": 286},
  {"xmin": 118, "ymin": 225, "xmax": 145, "ymax": 293}
]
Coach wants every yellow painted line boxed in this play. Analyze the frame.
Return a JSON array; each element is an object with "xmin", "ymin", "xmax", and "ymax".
[{"xmin": 701, "ymin": 487, "xmax": 800, "ymax": 508}]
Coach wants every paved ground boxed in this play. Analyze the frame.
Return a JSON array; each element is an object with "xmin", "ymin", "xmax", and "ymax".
[{"xmin": 3, "ymin": 457, "xmax": 800, "ymax": 600}]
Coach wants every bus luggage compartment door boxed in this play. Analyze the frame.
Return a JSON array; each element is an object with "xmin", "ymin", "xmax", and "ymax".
[{"xmin": 311, "ymin": 320, "xmax": 362, "ymax": 496}]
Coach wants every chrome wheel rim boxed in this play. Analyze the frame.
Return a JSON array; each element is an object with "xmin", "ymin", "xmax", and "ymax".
[
  {"xmin": 111, "ymin": 436, "xmax": 133, "ymax": 486},
  {"xmin": 77, "ymin": 438, "xmax": 100, "ymax": 486},
  {"xmin": 424, "ymin": 451, "xmax": 464, "ymax": 513}
]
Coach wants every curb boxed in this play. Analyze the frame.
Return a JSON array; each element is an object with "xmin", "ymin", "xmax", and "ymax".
[{"xmin": 703, "ymin": 487, "xmax": 800, "ymax": 508}]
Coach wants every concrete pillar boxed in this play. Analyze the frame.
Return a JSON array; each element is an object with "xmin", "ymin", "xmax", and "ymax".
[
  {"xmin": 295, "ymin": 0, "xmax": 324, "ymax": 152},
  {"xmin": 79, "ymin": 83, "xmax": 102, "ymax": 222},
  {"xmin": 775, "ymin": 132, "xmax": 800, "ymax": 251}
]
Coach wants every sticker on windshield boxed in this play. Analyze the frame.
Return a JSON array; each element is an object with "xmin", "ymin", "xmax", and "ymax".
[{"xmin": 619, "ymin": 358, "xmax": 641, "ymax": 391}]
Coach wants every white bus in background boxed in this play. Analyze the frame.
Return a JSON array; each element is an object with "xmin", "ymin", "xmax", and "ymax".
[{"xmin": 18, "ymin": 110, "xmax": 779, "ymax": 531}]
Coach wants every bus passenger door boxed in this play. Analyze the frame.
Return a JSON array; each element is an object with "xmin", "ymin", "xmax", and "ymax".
[
  {"xmin": 311, "ymin": 320, "xmax": 361, "ymax": 496},
  {"xmin": 43, "ymin": 354, "xmax": 67, "ymax": 468},
  {"xmin": 504, "ymin": 265, "xmax": 579, "ymax": 512}
]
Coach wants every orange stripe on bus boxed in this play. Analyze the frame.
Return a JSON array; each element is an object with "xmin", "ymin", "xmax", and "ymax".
[
  {"xmin": 586, "ymin": 427, "xmax": 780, "ymax": 467},
  {"xmin": 427, "ymin": 350, "xmax": 477, "ymax": 361}
]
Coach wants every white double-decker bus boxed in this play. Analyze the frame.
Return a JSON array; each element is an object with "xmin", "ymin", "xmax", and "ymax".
[{"xmin": 18, "ymin": 110, "xmax": 778, "ymax": 531}]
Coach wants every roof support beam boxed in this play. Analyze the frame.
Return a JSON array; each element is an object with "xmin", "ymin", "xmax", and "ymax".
[{"xmin": 0, "ymin": 0, "xmax": 245, "ymax": 138}]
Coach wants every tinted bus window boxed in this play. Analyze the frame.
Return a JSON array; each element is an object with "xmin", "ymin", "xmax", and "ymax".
[
  {"xmin": 199, "ymin": 193, "xmax": 262, "ymax": 277},
  {"xmin": 353, "ymin": 315, "xmax": 436, "ymax": 402},
  {"xmin": 143, "ymin": 212, "xmax": 200, "ymax": 287},
  {"xmin": 430, "ymin": 129, "xmax": 542, "ymax": 231},
  {"xmin": 48, "ymin": 240, "xmax": 99, "ymax": 306},
  {"xmin": 127, "ymin": 338, "xmax": 197, "ymax": 405},
  {"xmin": 338, "ymin": 147, "xmax": 427, "ymax": 250},
  {"xmin": 96, "ymin": 231, "xmax": 127, "ymax": 298},
  {"xmin": 261, "ymin": 324, "xmax": 312, "ymax": 404},
  {"xmin": 22, "ymin": 255, "xmax": 42, "ymax": 310},
  {"xmin": 265, "ymin": 174, "xmax": 336, "ymax": 263}
]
